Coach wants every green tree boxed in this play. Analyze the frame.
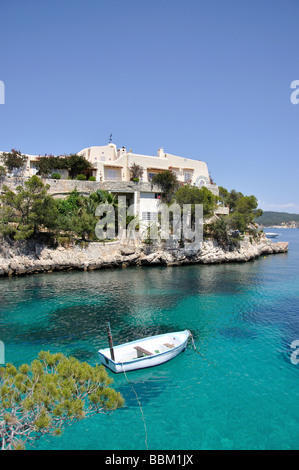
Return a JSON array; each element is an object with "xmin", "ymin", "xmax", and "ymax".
[
  {"xmin": 91, "ymin": 191, "xmax": 120, "ymax": 239},
  {"xmin": 0, "ymin": 175, "xmax": 59, "ymax": 239},
  {"xmin": 175, "ymin": 184, "xmax": 217, "ymax": 218},
  {"xmin": 1, "ymin": 149, "xmax": 27, "ymax": 174},
  {"xmin": 205, "ymin": 217, "xmax": 231, "ymax": 246},
  {"xmin": 36, "ymin": 154, "xmax": 91, "ymax": 179},
  {"xmin": 55, "ymin": 190, "xmax": 104, "ymax": 240},
  {"xmin": 56, "ymin": 189, "xmax": 83, "ymax": 215},
  {"xmin": 65, "ymin": 154, "xmax": 91, "ymax": 179},
  {"xmin": 218, "ymin": 186, "xmax": 230, "ymax": 205},
  {"xmin": 0, "ymin": 351, "xmax": 124, "ymax": 450},
  {"xmin": 151, "ymin": 170, "xmax": 179, "ymax": 204},
  {"xmin": 67, "ymin": 211, "xmax": 97, "ymax": 240},
  {"xmin": 227, "ymin": 189, "xmax": 244, "ymax": 212},
  {"xmin": 35, "ymin": 155, "xmax": 61, "ymax": 177},
  {"xmin": 234, "ymin": 195, "xmax": 259, "ymax": 225},
  {"xmin": 227, "ymin": 212, "xmax": 248, "ymax": 233}
]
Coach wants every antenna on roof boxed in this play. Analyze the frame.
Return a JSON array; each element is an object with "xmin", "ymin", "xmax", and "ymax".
[{"xmin": 109, "ymin": 133, "xmax": 113, "ymax": 143}]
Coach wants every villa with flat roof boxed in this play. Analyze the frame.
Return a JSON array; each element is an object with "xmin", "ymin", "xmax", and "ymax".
[
  {"xmin": 0, "ymin": 143, "xmax": 223, "ymax": 225},
  {"xmin": 78, "ymin": 143, "xmax": 215, "ymax": 189}
]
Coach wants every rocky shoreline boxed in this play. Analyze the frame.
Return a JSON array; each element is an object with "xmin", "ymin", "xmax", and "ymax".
[{"xmin": 0, "ymin": 237, "xmax": 289, "ymax": 277}]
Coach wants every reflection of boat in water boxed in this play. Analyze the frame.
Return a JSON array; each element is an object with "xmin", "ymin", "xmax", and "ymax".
[
  {"xmin": 99, "ymin": 325, "xmax": 190, "ymax": 373},
  {"xmin": 265, "ymin": 232, "xmax": 279, "ymax": 239}
]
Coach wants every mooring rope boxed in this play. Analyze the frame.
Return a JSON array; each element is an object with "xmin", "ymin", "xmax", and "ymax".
[
  {"xmin": 187, "ymin": 330, "xmax": 216, "ymax": 366},
  {"xmin": 121, "ymin": 364, "xmax": 149, "ymax": 450}
]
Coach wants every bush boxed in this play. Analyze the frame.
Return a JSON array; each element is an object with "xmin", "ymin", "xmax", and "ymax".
[
  {"xmin": 51, "ymin": 172, "xmax": 61, "ymax": 179},
  {"xmin": 76, "ymin": 174, "xmax": 87, "ymax": 180},
  {"xmin": 130, "ymin": 163, "xmax": 143, "ymax": 181},
  {"xmin": 175, "ymin": 185, "xmax": 217, "ymax": 218},
  {"xmin": 2, "ymin": 149, "xmax": 27, "ymax": 173},
  {"xmin": 151, "ymin": 170, "xmax": 179, "ymax": 204},
  {"xmin": 36, "ymin": 154, "xmax": 91, "ymax": 179},
  {"xmin": 88, "ymin": 176, "xmax": 96, "ymax": 181}
]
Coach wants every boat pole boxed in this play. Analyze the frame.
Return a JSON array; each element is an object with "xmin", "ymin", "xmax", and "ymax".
[{"xmin": 106, "ymin": 322, "xmax": 115, "ymax": 361}]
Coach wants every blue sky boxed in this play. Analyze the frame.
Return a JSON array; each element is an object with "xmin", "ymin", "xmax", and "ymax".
[{"xmin": 1, "ymin": 0, "xmax": 299, "ymax": 212}]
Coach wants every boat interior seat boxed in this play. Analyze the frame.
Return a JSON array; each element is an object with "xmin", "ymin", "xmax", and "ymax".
[
  {"xmin": 164, "ymin": 343, "xmax": 175, "ymax": 348},
  {"xmin": 134, "ymin": 346, "xmax": 153, "ymax": 357}
]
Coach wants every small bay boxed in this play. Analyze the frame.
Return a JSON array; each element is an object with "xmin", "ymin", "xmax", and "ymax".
[{"xmin": 0, "ymin": 228, "xmax": 298, "ymax": 450}]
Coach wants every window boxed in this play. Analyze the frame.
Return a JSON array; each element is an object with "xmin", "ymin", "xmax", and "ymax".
[
  {"xmin": 184, "ymin": 172, "xmax": 192, "ymax": 182},
  {"xmin": 142, "ymin": 212, "xmax": 158, "ymax": 221},
  {"xmin": 148, "ymin": 172, "xmax": 156, "ymax": 181},
  {"xmin": 107, "ymin": 169, "xmax": 117, "ymax": 180}
]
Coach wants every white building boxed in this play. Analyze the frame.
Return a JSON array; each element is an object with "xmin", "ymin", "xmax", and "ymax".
[
  {"xmin": 0, "ymin": 143, "xmax": 215, "ymax": 189},
  {"xmin": 78, "ymin": 143, "xmax": 213, "ymax": 188},
  {"xmin": 77, "ymin": 143, "xmax": 219, "ymax": 226},
  {"xmin": 0, "ymin": 143, "xmax": 220, "ymax": 227}
]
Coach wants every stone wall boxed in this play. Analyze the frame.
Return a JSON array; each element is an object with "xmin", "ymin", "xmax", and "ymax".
[
  {"xmin": 0, "ymin": 177, "xmax": 162, "ymax": 197},
  {"xmin": 0, "ymin": 176, "xmax": 219, "ymax": 197},
  {"xmin": 214, "ymin": 206, "xmax": 230, "ymax": 215}
]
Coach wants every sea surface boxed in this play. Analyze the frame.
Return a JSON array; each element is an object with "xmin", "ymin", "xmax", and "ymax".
[{"xmin": 0, "ymin": 229, "xmax": 298, "ymax": 450}]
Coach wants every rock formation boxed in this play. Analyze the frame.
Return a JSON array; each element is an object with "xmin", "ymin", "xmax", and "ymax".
[{"xmin": 0, "ymin": 237, "xmax": 289, "ymax": 277}]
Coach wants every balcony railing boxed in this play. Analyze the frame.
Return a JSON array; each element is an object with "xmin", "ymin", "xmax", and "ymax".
[{"xmin": 104, "ymin": 175, "xmax": 123, "ymax": 181}]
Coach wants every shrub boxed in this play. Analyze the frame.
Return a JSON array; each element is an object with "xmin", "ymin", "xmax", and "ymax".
[
  {"xmin": 151, "ymin": 170, "xmax": 179, "ymax": 204},
  {"xmin": 76, "ymin": 174, "xmax": 87, "ymax": 180},
  {"xmin": 2, "ymin": 149, "xmax": 27, "ymax": 173},
  {"xmin": 130, "ymin": 163, "xmax": 143, "ymax": 181},
  {"xmin": 88, "ymin": 176, "xmax": 96, "ymax": 181},
  {"xmin": 51, "ymin": 172, "xmax": 61, "ymax": 179}
]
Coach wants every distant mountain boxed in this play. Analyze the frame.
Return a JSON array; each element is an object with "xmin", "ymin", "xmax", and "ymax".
[{"xmin": 255, "ymin": 211, "xmax": 299, "ymax": 227}]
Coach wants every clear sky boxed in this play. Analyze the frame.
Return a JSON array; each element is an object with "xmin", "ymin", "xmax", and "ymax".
[{"xmin": 1, "ymin": 0, "xmax": 299, "ymax": 212}]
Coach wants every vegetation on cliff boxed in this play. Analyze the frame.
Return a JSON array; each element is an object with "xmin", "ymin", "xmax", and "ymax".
[
  {"xmin": 205, "ymin": 186, "xmax": 263, "ymax": 245},
  {"xmin": 0, "ymin": 174, "xmax": 263, "ymax": 245}
]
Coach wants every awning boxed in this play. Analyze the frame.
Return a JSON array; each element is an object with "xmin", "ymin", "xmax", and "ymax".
[{"xmin": 103, "ymin": 163, "xmax": 124, "ymax": 169}]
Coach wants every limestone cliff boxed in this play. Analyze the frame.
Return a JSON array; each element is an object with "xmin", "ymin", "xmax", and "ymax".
[{"xmin": 0, "ymin": 237, "xmax": 289, "ymax": 277}]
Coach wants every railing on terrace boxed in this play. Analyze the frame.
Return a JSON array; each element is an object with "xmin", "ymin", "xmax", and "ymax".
[{"xmin": 104, "ymin": 176, "xmax": 123, "ymax": 182}]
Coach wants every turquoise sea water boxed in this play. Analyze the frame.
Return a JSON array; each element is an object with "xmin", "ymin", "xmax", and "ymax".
[{"xmin": 0, "ymin": 229, "xmax": 299, "ymax": 450}]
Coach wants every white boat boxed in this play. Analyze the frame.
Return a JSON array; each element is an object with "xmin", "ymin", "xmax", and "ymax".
[
  {"xmin": 265, "ymin": 232, "xmax": 279, "ymax": 238},
  {"xmin": 98, "ymin": 330, "xmax": 191, "ymax": 373}
]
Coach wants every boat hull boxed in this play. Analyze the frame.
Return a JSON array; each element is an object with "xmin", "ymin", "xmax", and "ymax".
[{"xmin": 98, "ymin": 330, "xmax": 190, "ymax": 373}]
